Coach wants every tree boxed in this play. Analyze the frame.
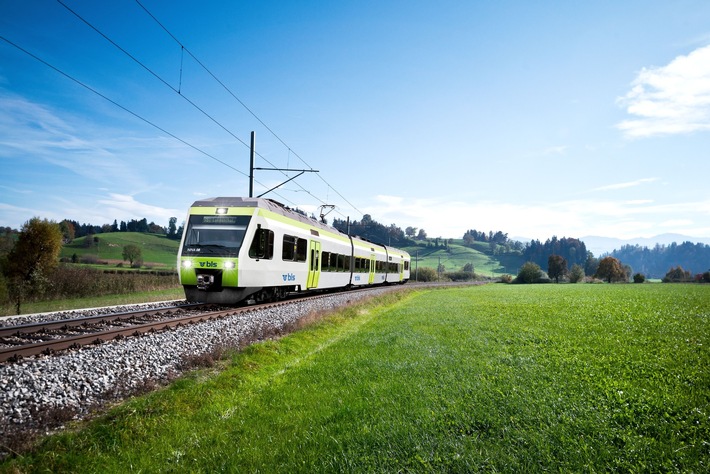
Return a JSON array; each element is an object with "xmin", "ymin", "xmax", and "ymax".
[
  {"xmin": 122, "ymin": 244, "xmax": 143, "ymax": 267},
  {"xmin": 405, "ymin": 226, "xmax": 417, "ymax": 239},
  {"xmin": 462, "ymin": 262, "xmax": 474, "ymax": 273},
  {"xmin": 595, "ymin": 256, "xmax": 627, "ymax": 283},
  {"xmin": 584, "ymin": 253, "xmax": 599, "ymax": 276},
  {"xmin": 547, "ymin": 254, "xmax": 568, "ymax": 283},
  {"xmin": 516, "ymin": 261, "xmax": 543, "ymax": 284},
  {"xmin": 167, "ymin": 217, "xmax": 178, "ymax": 240},
  {"xmin": 569, "ymin": 264, "xmax": 585, "ymax": 283},
  {"xmin": 663, "ymin": 266, "xmax": 692, "ymax": 283},
  {"xmin": 5, "ymin": 217, "xmax": 63, "ymax": 314},
  {"xmin": 417, "ymin": 228, "xmax": 427, "ymax": 240},
  {"xmin": 59, "ymin": 219, "xmax": 75, "ymax": 243}
]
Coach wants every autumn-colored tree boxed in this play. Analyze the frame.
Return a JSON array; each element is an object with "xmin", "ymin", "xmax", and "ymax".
[
  {"xmin": 59, "ymin": 219, "xmax": 75, "ymax": 243},
  {"xmin": 663, "ymin": 266, "xmax": 692, "ymax": 283},
  {"xmin": 5, "ymin": 217, "xmax": 63, "ymax": 314},
  {"xmin": 595, "ymin": 256, "xmax": 627, "ymax": 283},
  {"xmin": 547, "ymin": 254, "xmax": 568, "ymax": 283}
]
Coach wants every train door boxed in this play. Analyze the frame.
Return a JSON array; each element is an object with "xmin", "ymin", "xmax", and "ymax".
[
  {"xmin": 368, "ymin": 254, "xmax": 376, "ymax": 284},
  {"xmin": 307, "ymin": 240, "xmax": 321, "ymax": 288}
]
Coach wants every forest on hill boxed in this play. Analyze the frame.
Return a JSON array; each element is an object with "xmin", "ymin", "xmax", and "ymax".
[{"xmin": 610, "ymin": 242, "xmax": 710, "ymax": 279}]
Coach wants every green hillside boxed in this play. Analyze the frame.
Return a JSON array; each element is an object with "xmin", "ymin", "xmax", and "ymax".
[
  {"xmin": 402, "ymin": 239, "xmax": 523, "ymax": 277},
  {"xmin": 59, "ymin": 233, "xmax": 523, "ymax": 276},
  {"xmin": 61, "ymin": 232, "xmax": 180, "ymax": 268}
]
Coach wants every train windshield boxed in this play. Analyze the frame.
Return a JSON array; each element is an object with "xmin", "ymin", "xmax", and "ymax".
[{"xmin": 182, "ymin": 215, "xmax": 251, "ymax": 257}]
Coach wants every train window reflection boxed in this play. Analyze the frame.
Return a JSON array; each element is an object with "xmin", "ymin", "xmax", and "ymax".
[{"xmin": 182, "ymin": 215, "xmax": 251, "ymax": 256}]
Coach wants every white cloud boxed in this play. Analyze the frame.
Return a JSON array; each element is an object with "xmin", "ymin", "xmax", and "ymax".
[
  {"xmin": 97, "ymin": 193, "xmax": 182, "ymax": 223},
  {"xmin": 591, "ymin": 177, "xmax": 659, "ymax": 192},
  {"xmin": 616, "ymin": 44, "xmax": 710, "ymax": 137}
]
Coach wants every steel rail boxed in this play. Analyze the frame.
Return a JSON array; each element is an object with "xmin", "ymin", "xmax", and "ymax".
[
  {"xmin": 0, "ymin": 305, "xmax": 250, "ymax": 363},
  {"xmin": 0, "ymin": 287, "xmax": 390, "ymax": 363},
  {"xmin": 0, "ymin": 303, "xmax": 209, "ymax": 338}
]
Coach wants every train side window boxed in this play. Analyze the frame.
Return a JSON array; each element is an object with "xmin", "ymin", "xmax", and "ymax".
[
  {"xmin": 296, "ymin": 238, "xmax": 307, "ymax": 262},
  {"xmin": 282, "ymin": 235, "xmax": 296, "ymax": 261},
  {"xmin": 322, "ymin": 251, "xmax": 330, "ymax": 271},
  {"xmin": 338, "ymin": 254, "xmax": 350, "ymax": 272},
  {"xmin": 249, "ymin": 227, "xmax": 274, "ymax": 259},
  {"xmin": 404, "ymin": 261, "xmax": 409, "ymax": 271}
]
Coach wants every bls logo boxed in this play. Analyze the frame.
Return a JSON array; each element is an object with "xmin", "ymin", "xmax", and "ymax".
[
  {"xmin": 282, "ymin": 273, "xmax": 296, "ymax": 281},
  {"xmin": 199, "ymin": 261, "xmax": 218, "ymax": 268}
]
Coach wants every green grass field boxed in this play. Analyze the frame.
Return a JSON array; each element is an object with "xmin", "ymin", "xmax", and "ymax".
[
  {"xmin": 60, "ymin": 232, "xmax": 180, "ymax": 268},
  {"xmin": 403, "ymin": 240, "xmax": 523, "ymax": 277},
  {"xmin": 4, "ymin": 284, "xmax": 708, "ymax": 472}
]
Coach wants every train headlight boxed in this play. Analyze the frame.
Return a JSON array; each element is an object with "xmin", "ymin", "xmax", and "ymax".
[
  {"xmin": 224, "ymin": 261, "xmax": 236, "ymax": 269},
  {"xmin": 182, "ymin": 260, "xmax": 193, "ymax": 269},
  {"xmin": 216, "ymin": 207, "xmax": 228, "ymax": 215}
]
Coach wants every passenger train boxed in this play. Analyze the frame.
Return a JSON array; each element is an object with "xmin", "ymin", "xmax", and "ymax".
[{"xmin": 177, "ymin": 197, "xmax": 410, "ymax": 304}]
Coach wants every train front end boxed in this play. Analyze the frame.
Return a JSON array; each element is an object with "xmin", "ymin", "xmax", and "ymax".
[{"xmin": 177, "ymin": 198, "xmax": 257, "ymax": 304}]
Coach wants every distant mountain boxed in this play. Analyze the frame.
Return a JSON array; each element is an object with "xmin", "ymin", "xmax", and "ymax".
[{"xmin": 581, "ymin": 234, "xmax": 710, "ymax": 256}]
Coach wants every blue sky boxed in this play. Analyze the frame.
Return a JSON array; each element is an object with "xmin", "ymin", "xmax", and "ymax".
[{"xmin": 1, "ymin": 1, "xmax": 709, "ymax": 248}]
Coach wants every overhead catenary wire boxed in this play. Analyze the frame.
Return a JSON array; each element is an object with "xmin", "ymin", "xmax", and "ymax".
[
  {"xmin": 133, "ymin": 0, "xmax": 365, "ymax": 219},
  {"xmin": 0, "ymin": 34, "xmax": 296, "ymax": 208},
  {"xmin": 58, "ymin": 0, "xmax": 343, "ymax": 217}
]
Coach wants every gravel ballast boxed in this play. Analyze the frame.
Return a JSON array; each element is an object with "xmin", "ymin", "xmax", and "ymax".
[{"xmin": 0, "ymin": 288, "xmax": 398, "ymax": 455}]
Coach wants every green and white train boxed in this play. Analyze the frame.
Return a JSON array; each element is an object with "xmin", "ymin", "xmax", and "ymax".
[{"xmin": 177, "ymin": 197, "xmax": 410, "ymax": 304}]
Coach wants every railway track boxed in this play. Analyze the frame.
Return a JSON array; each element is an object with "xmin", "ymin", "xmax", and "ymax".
[
  {"xmin": 0, "ymin": 288, "xmax": 393, "ymax": 363},
  {"xmin": 0, "ymin": 302, "xmax": 230, "ymax": 363}
]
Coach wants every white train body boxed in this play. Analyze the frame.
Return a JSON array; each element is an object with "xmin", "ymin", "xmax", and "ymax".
[{"xmin": 177, "ymin": 197, "xmax": 410, "ymax": 304}]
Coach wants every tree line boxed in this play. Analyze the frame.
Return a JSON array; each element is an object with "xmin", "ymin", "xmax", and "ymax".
[
  {"xmin": 610, "ymin": 242, "xmax": 710, "ymax": 279},
  {"xmin": 1, "ymin": 218, "xmax": 180, "ymax": 314},
  {"xmin": 56, "ymin": 217, "xmax": 183, "ymax": 243},
  {"xmin": 332, "ymin": 214, "xmax": 412, "ymax": 246}
]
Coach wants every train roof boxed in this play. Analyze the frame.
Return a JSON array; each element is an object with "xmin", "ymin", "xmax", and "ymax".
[
  {"xmin": 189, "ymin": 196, "xmax": 344, "ymax": 236},
  {"xmin": 189, "ymin": 197, "xmax": 410, "ymax": 256}
]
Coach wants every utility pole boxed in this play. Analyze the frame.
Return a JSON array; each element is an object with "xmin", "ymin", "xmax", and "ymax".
[
  {"xmin": 415, "ymin": 250, "xmax": 419, "ymax": 282},
  {"xmin": 248, "ymin": 130, "xmax": 318, "ymax": 198},
  {"xmin": 249, "ymin": 131, "xmax": 255, "ymax": 198}
]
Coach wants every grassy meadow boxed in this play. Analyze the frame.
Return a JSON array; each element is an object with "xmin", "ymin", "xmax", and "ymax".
[
  {"xmin": 3, "ymin": 284, "xmax": 709, "ymax": 472},
  {"xmin": 60, "ymin": 232, "xmax": 180, "ymax": 268},
  {"xmin": 403, "ymin": 240, "xmax": 522, "ymax": 277}
]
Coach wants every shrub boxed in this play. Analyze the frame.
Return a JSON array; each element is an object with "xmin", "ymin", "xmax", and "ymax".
[
  {"xmin": 663, "ymin": 266, "xmax": 692, "ymax": 283},
  {"xmin": 569, "ymin": 264, "xmax": 585, "ymax": 283},
  {"xmin": 6, "ymin": 265, "xmax": 179, "ymax": 304},
  {"xmin": 446, "ymin": 271, "xmax": 476, "ymax": 282},
  {"xmin": 515, "ymin": 262, "xmax": 543, "ymax": 284},
  {"xmin": 633, "ymin": 273, "xmax": 646, "ymax": 283},
  {"xmin": 0, "ymin": 272, "xmax": 8, "ymax": 306},
  {"xmin": 80, "ymin": 255, "xmax": 99, "ymax": 265},
  {"xmin": 499, "ymin": 274, "xmax": 513, "ymax": 284},
  {"xmin": 412, "ymin": 266, "xmax": 438, "ymax": 282}
]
